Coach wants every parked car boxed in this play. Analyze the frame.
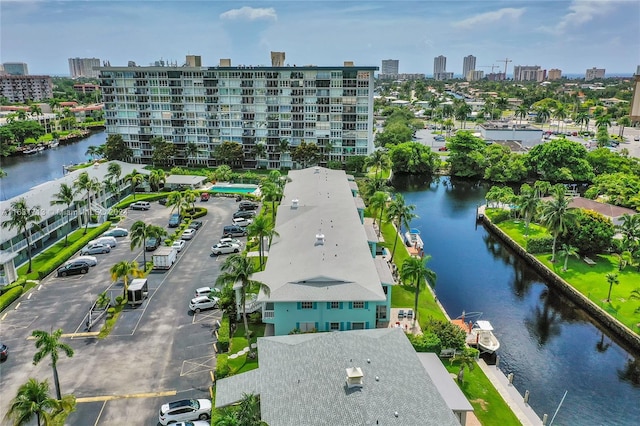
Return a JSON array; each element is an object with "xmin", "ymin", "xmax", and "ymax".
[
  {"xmin": 173, "ymin": 422, "xmax": 209, "ymax": 426},
  {"xmin": 635, "ymin": 136, "xmax": 640, "ymax": 141},
  {"xmin": 189, "ymin": 295, "xmax": 220, "ymax": 313},
  {"xmin": 130, "ymin": 201, "xmax": 151, "ymax": 210},
  {"xmin": 188, "ymin": 220, "xmax": 203, "ymax": 230},
  {"xmin": 81, "ymin": 243, "xmax": 111, "ymax": 255},
  {"xmin": 103, "ymin": 227, "xmax": 128, "ymax": 237},
  {"xmin": 172, "ymin": 240, "xmax": 186, "ymax": 252},
  {"xmin": 200, "ymin": 192, "xmax": 210, "ymax": 201},
  {"xmin": 158, "ymin": 198, "xmax": 168, "ymax": 205},
  {"xmin": 232, "ymin": 217, "xmax": 253, "ymax": 227},
  {"xmin": 181, "ymin": 229, "xmax": 196, "ymax": 240},
  {"xmin": 194, "ymin": 286, "xmax": 221, "ymax": 298},
  {"xmin": 398, "ymin": 309, "xmax": 405, "ymax": 319},
  {"xmin": 57, "ymin": 261, "xmax": 90, "ymax": 277},
  {"xmin": 211, "ymin": 242, "xmax": 241, "ymax": 255},
  {"xmin": 145, "ymin": 237, "xmax": 161, "ymax": 251},
  {"xmin": 222, "ymin": 225, "xmax": 247, "ymax": 237},
  {"xmin": 169, "ymin": 213, "xmax": 182, "ymax": 228},
  {"xmin": 70, "ymin": 255, "xmax": 98, "ymax": 267},
  {"xmin": 438, "ymin": 146, "xmax": 448, "ymax": 151},
  {"xmin": 158, "ymin": 399, "xmax": 211, "ymax": 425},
  {"xmin": 407, "ymin": 309, "xmax": 414, "ymax": 319},
  {"xmin": 219, "ymin": 237, "xmax": 242, "ymax": 246},
  {"xmin": 232, "ymin": 210, "xmax": 256, "ymax": 219},
  {"xmin": 0, "ymin": 342, "xmax": 8, "ymax": 361},
  {"xmin": 89, "ymin": 236, "xmax": 117, "ymax": 248},
  {"xmin": 238, "ymin": 200, "xmax": 259, "ymax": 211}
]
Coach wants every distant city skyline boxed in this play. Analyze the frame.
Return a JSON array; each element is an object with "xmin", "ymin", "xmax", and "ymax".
[{"xmin": 2, "ymin": 1, "xmax": 638, "ymax": 76}]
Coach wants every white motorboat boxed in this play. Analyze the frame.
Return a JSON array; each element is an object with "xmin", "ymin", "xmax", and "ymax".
[
  {"xmin": 404, "ymin": 228, "xmax": 424, "ymax": 249},
  {"xmin": 468, "ymin": 320, "xmax": 500, "ymax": 354}
]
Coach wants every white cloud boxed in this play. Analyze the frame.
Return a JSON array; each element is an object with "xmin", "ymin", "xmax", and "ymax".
[
  {"xmin": 220, "ymin": 6, "xmax": 277, "ymax": 21},
  {"xmin": 453, "ymin": 7, "xmax": 525, "ymax": 28},
  {"xmin": 554, "ymin": 0, "xmax": 619, "ymax": 33}
]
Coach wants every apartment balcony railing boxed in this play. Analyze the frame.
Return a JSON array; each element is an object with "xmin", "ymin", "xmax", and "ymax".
[{"xmin": 263, "ymin": 310, "xmax": 274, "ymax": 319}]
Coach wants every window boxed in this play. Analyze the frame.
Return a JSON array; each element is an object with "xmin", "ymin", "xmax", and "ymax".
[
  {"xmin": 353, "ymin": 301, "xmax": 365, "ymax": 309},
  {"xmin": 300, "ymin": 322, "xmax": 315, "ymax": 332},
  {"xmin": 352, "ymin": 322, "xmax": 365, "ymax": 330},
  {"xmin": 330, "ymin": 322, "xmax": 340, "ymax": 331},
  {"xmin": 301, "ymin": 301, "xmax": 313, "ymax": 309},
  {"xmin": 330, "ymin": 302, "xmax": 340, "ymax": 309}
]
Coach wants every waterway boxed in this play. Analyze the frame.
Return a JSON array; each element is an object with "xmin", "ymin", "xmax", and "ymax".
[
  {"xmin": 394, "ymin": 174, "xmax": 640, "ymax": 426},
  {"xmin": 0, "ymin": 131, "xmax": 107, "ymax": 201}
]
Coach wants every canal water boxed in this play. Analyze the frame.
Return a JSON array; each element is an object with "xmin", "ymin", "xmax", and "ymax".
[
  {"xmin": 0, "ymin": 131, "xmax": 107, "ymax": 201},
  {"xmin": 394, "ymin": 174, "xmax": 640, "ymax": 426}
]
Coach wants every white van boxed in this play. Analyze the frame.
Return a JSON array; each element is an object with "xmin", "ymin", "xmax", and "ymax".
[{"xmin": 89, "ymin": 236, "xmax": 117, "ymax": 248}]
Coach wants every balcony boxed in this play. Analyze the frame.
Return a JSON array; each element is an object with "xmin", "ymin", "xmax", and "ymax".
[{"xmin": 263, "ymin": 310, "xmax": 274, "ymax": 319}]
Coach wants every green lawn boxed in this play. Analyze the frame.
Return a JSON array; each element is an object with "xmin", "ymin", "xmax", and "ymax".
[
  {"xmin": 498, "ymin": 220, "xmax": 549, "ymax": 247},
  {"xmin": 227, "ymin": 323, "xmax": 266, "ymax": 374}
]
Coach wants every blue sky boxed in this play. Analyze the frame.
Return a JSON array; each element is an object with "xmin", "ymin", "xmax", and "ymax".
[{"xmin": 1, "ymin": 0, "xmax": 638, "ymax": 76}]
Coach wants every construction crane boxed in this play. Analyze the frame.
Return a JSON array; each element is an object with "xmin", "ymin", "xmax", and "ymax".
[
  {"xmin": 497, "ymin": 58, "xmax": 512, "ymax": 76},
  {"xmin": 479, "ymin": 65, "xmax": 500, "ymax": 73}
]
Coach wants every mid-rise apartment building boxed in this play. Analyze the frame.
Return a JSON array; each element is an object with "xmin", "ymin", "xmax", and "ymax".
[
  {"xmin": 2, "ymin": 62, "xmax": 29, "ymax": 76},
  {"xmin": 547, "ymin": 69, "xmax": 562, "ymax": 80},
  {"xmin": 513, "ymin": 65, "xmax": 542, "ymax": 81},
  {"xmin": 462, "ymin": 55, "xmax": 476, "ymax": 79},
  {"xmin": 98, "ymin": 57, "xmax": 377, "ymax": 169},
  {"xmin": 381, "ymin": 59, "xmax": 399, "ymax": 75},
  {"xmin": 585, "ymin": 67, "xmax": 606, "ymax": 81},
  {"xmin": 68, "ymin": 57, "xmax": 101, "ymax": 78},
  {"xmin": 0, "ymin": 75, "xmax": 53, "ymax": 102}
]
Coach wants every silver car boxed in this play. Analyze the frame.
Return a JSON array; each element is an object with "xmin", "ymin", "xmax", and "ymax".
[
  {"xmin": 70, "ymin": 255, "xmax": 98, "ymax": 267},
  {"xmin": 81, "ymin": 243, "xmax": 111, "ymax": 255},
  {"xmin": 211, "ymin": 242, "xmax": 240, "ymax": 255}
]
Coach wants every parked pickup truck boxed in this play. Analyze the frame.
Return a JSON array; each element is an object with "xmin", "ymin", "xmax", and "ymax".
[{"xmin": 152, "ymin": 246, "xmax": 177, "ymax": 270}]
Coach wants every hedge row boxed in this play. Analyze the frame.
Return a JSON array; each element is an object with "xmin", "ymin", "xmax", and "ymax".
[
  {"xmin": 215, "ymin": 354, "xmax": 230, "ymax": 380},
  {"xmin": 526, "ymin": 235, "xmax": 555, "ymax": 254},
  {"xmin": 217, "ymin": 316, "xmax": 230, "ymax": 353},
  {"xmin": 0, "ymin": 277, "xmax": 26, "ymax": 295},
  {"xmin": 0, "ymin": 286, "xmax": 23, "ymax": 312},
  {"xmin": 35, "ymin": 222, "xmax": 112, "ymax": 280}
]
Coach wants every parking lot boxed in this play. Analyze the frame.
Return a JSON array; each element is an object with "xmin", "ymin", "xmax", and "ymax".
[{"xmin": 0, "ymin": 196, "xmax": 246, "ymax": 425}]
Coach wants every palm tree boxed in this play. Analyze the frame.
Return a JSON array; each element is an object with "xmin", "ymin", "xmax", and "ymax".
[
  {"xmin": 110, "ymin": 260, "xmax": 144, "ymax": 300},
  {"xmin": 261, "ymin": 181, "xmax": 283, "ymax": 224},
  {"xmin": 515, "ymin": 104, "xmax": 529, "ymax": 125},
  {"xmin": 536, "ymin": 106, "xmax": 551, "ymax": 130},
  {"xmin": 147, "ymin": 169, "xmax": 166, "ymax": 192},
  {"xmin": 455, "ymin": 103, "xmax": 472, "ymax": 129},
  {"xmin": 533, "ymin": 180, "xmax": 552, "ymax": 198},
  {"xmin": 130, "ymin": 221, "xmax": 166, "ymax": 271},
  {"xmin": 558, "ymin": 243, "xmax": 579, "ymax": 272},
  {"xmin": 166, "ymin": 191, "xmax": 185, "ymax": 216},
  {"xmin": 73, "ymin": 171, "xmax": 101, "ymax": 234},
  {"xmin": 31, "ymin": 329, "xmax": 74, "ymax": 400},
  {"xmin": 106, "ymin": 162, "xmax": 122, "ymax": 185},
  {"xmin": 1, "ymin": 198, "xmax": 42, "ymax": 273},
  {"xmin": 50, "ymin": 183, "xmax": 75, "ymax": 246},
  {"xmin": 216, "ymin": 253, "xmax": 270, "ymax": 346},
  {"xmin": 605, "ymin": 273, "xmax": 619, "ymax": 302},
  {"xmin": 5, "ymin": 378, "xmax": 56, "ymax": 426},
  {"xmin": 386, "ymin": 194, "xmax": 417, "ymax": 262},
  {"xmin": 215, "ymin": 409, "xmax": 241, "ymax": 426},
  {"xmin": 400, "ymin": 255, "xmax": 436, "ymax": 325},
  {"xmin": 365, "ymin": 149, "xmax": 391, "ymax": 180},
  {"xmin": 213, "ymin": 165, "xmax": 234, "ymax": 182},
  {"xmin": 617, "ymin": 116, "xmax": 631, "ymax": 138},
  {"xmin": 574, "ymin": 112, "xmax": 589, "ymax": 132},
  {"xmin": 451, "ymin": 350, "xmax": 476, "ymax": 384},
  {"xmin": 124, "ymin": 169, "xmax": 145, "ymax": 200},
  {"xmin": 29, "ymin": 104, "xmax": 43, "ymax": 119},
  {"xmin": 595, "ymin": 114, "xmax": 612, "ymax": 130},
  {"xmin": 236, "ymin": 393, "xmax": 265, "ymax": 426},
  {"xmin": 540, "ymin": 187, "xmax": 573, "ymax": 262},
  {"xmin": 247, "ymin": 215, "xmax": 279, "ymax": 268},
  {"xmin": 369, "ymin": 191, "xmax": 388, "ymax": 237},
  {"xmin": 185, "ymin": 142, "xmax": 199, "ymax": 167},
  {"xmin": 518, "ymin": 184, "xmax": 539, "ymax": 236},
  {"xmin": 616, "ymin": 213, "xmax": 640, "ymax": 252},
  {"xmin": 85, "ymin": 146, "xmax": 101, "ymax": 160},
  {"xmin": 252, "ymin": 142, "xmax": 267, "ymax": 167}
]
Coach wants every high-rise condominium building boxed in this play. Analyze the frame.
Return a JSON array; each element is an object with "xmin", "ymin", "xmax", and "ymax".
[
  {"xmin": 585, "ymin": 67, "xmax": 606, "ymax": 81},
  {"xmin": 466, "ymin": 70, "xmax": 484, "ymax": 82},
  {"xmin": 3, "ymin": 62, "xmax": 29, "ymax": 76},
  {"xmin": 547, "ymin": 69, "xmax": 562, "ymax": 80},
  {"xmin": 433, "ymin": 55, "xmax": 446, "ymax": 76},
  {"xmin": 462, "ymin": 55, "xmax": 476, "ymax": 79},
  {"xmin": 68, "ymin": 58, "xmax": 101, "ymax": 79},
  {"xmin": 381, "ymin": 59, "xmax": 399, "ymax": 75},
  {"xmin": 0, "ymin": 75, "xmax": 53, "ymax": 102},
  {"xmin": 513, "ymin": 65, "xmax": 541, "ymax": 81},
  {"xmin": 99, "ymin": 57, "xmax": 377, "ymax": 169},
  {"xmin": 271, "ymin": 52, "xmax": 285, "ymax": 67}
]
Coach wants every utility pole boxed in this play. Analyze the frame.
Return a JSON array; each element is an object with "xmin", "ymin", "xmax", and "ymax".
[{"xmin": 497, "ymin": 58, "xmax": 512, "ymax": 77}]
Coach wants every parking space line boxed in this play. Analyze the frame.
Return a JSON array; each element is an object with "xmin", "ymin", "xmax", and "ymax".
[
  {"xmin": 180, "ymin": 355, "xmax": 216, "ymax": 376},
  {"xmin": 1, "ymin": 313, "xmax": 7, "ymax": 320},
  {"xmin": 191, "ymin": 310, "xmax": 221, "ymax": 324},
  {"xmin": 93, "ymin": 401, "xmax": 107, "ymax": 426},
  {"xmin": 27, "ymin": 292, "xmax": 33, "ymax": 300},
  {"xmin": 14, "ymin": 302, "xmax": 21, "ymax": 310},
  {"xmin": 76, "ymin": 390, "xmax": 177, "ymax": 403}
]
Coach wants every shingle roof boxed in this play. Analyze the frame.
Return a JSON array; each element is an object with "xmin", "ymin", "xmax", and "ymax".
[
  {"xmin": 254, "ymin": 167, "xmax": 385, "ymax": 303},
  {"xmin": 417, "ymin": 353, "xmax": 474, "ymax": 412},
  {"xmin": 215, "ymin": 328, "xmax": 461, "ymax": 426},
  {"xmin": 164, "ymin": 175, "xmax": 208, "ymax": 185}
]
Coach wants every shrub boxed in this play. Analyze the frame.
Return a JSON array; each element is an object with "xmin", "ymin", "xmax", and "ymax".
[
  {"xmin": 191, "ymin": 207, "xmax": 208, "ymax": 219},
  {"xmin": 526, "ymin": 235, "xmax": 554, "ymax": 254},
  {"xmin": 425, "ymin": 318, "xmax": 466, "ymax": 351},
  {"xmin": 486, "ymin": 208, "xmax": 511, "ymax": 224},
  {"xmin": 0, "ymin": 278, "xmax": 26, "ymax": 295},
  {"xmin": 115, "ymin": 296, "xmax": 124, "ymax": 305},
  {"xmin": 249, "ymin": 311, "xmax": 262, "ymax": 323},
  {"xmin": 0, "ymin": 286, "xmax": 23, "ymax": 311},
  {"xmin": 563, "ymin": 209, "xmax": 614, "ymax": 255},
  {"xmin": 408, "ymin": 332, "xmax": 442, "ymax": 353},
  {"xmin": 215, "ymin": 354, "xmax": 230, "ymax": 379},
  {"xmin": 106, "ymin": 307, "xmax": 116, "ymax": 319},
  {"xmin": 217, "ymin": 316, "xmax": 230, "ymax": 353}
]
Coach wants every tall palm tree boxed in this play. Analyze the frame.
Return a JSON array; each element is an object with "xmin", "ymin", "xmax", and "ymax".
[
  {"xmin": 73, "ymin": 172, "xmax": 101, "ymax": 234},
  {"xmin": 252, "ymin": 142, "xmax": 267, "ymax": 167},
  {"xmin": 369, "ymin": 191, "xmax": 388, "ymax": 237},
  {"xmin": 553, "ymin": 104, "xmax": 568, "ymax": 133},
  {"xmin": 277, "ymin": 138, "xmax": 290, "ymax": 167},
  {"xmin": 558, "ymin": 243, "xmax": 579, "ymax": 272},
  {"xmin": 515, "ymin": 104, "xmax": 529, "ymax": 125},
  {"xmin": 106, "ymin": 162, "xmax": 122, "ymax": 185},
  {"xmin": 574, "ymin": 112, "xmax": 589, "ymax": 132},
  {"xmin": 540, "ymin": 187, "xmax": 573, "ymax": 262},
  {"xmin": 5, "ymin": 378, "xmax": 56, "ymax": 426},
  {"xmin": 31, "ymin": 329, "xmax": 74, "ymax": 400},
  {"xmin": 518, "ymin": 184, "xmax": 539, "ymax": 236},
  {"xmin": 247, "ymin": 215, "xmax": 279, "ymax": 268},
  {"xmin": 110, "ymin": 260, "xmax": 144, "ymax": 300},
  {"xmin": 616, "ymin": 213, "xmax": 640, "ymax": 252},
  {"xmin": 605, "ymin": 273, "xmax": 619, "ymax": 302},
  {"xmin": 85, "ymin": 146, "xmax": 101, "ymax": 161},
  {"xmin": 216, "ymin": 253, "xmax": 270, "ymax": 346},
  {"xmin": 595, "ymin": 114, "xmax": 612, "ymax": 130},
  {"xmin": 455, "ymin": 103, "xmax": 472, "ymax": 129},
  {"xmin": 261, "ymin": 181, "xmax": 283, "ymax": 224},
  {"xmin": 365, "ymin": 149, "xmax": 391, "ymax": 180},
  {"xmin": 124, "ymin": 169, "xmax": 145, "ymax": 200},
  {"xmin": 536, "ymin": 106, "xmax": 551, "ymax": 130},
  {"xmin": 1, "ymin": 198, "xmax": 42, "ymax": 273},
  {"xmin": 147, "ymin": 169, "xmax": 166, "ymax": 192},
  {"xmin": 29, "ymin": 104, "xmax": 43, "ymax": 119},
  {"xmin": 130, "ymin": 221, "xmax": 166, "ymax": 270},
  {"xmin": 400, "ymin": 255, "xmax": 437, "ymax": 325},
  {"xmin": 185, "ymin": 142, "xmax": 199, "ymax": 167},
  {"xmin": 166, "ymin": 191, "xmax": 185, "ymax": 216},
  {"xmin": 386, "ymin": 194, "xmax": 417, "ymax": 262},
  {"xmin": 50, "ymin": 183, "xmax": 75, "ymax": 246},
  {"xmin": 533, "ymin": 180, "xmax": 552, "ymax": 198}
]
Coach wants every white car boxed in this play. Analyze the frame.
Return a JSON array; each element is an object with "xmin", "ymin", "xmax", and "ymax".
[
  {"xmin": 173, "ymin": 422, "xmax": 210, "ymax": 426},
  {"xmin": 181, "ymin": 229, "xmax": 196, "ymax": 240},
  {"xmin": 69, "ymin": 255, "xmax": 98, "ymax": 267},
  {"xmin": 219, "ymin": 237, "xmax": 242, "ymax": 246},
  {"xmin": 232, "ymin": 217, "xmax": 253, "ymax": 227},
  {"xmin": 194, "ymin": 286, "xmax": 220, "ymax": 298},
  {"xmin": 81, "ymin": 243, "xmax": 111, "ymax": 255},
  {"xmin": 189, "ymin": 296, "xmax": 220, "ymax": 313},
  {"xmin": 158, "ymin": 399, "xmax": 211, "ymax": 425},
  {"xmin": 172, "ymin": 240, "xmax": 186, "ymax": 252},
  {"xmin": 211, "ymin": 242, "xmax": 240, "ymax": 255}
]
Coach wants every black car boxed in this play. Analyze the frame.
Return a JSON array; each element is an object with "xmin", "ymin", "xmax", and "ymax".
[
  {"xmin": 0, "ymin": 343, "xmax": 7, "ymax": 361},
  {"xmin": 189, "ymin": 220, "xmax": 203, "ymax": 230},
  {"xmin": 238, "ymin": 200, "xmax": 259, "ymax": 211},
  {"xmin": 57, "ymin": 261, "xmax": 90, "ymax": 277},
  {"xmin": 158, "ymin": 198, "xmax": 168, "ymax": 205},
  {"xmin": 233, "ymin": 210, "xmax": 257, "ymax": 219},
  {"xmin": 145, "ymin": 237, "xmax": 160, "ymax": 251}
]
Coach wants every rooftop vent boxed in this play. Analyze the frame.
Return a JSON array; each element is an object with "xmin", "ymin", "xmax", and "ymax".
[
  {"xmin": 314, "ymin": 166, "xmax": 320, "ymax": 173},
  {"xmin": 315, "ymin": 233, "xmax": 325, "ymax": 246},
  {"xmin": 291, "ymin": 198, "xmax": 299, "ymax": 209},
  {"xmin": 346, "ymin": 367, "xmax": 364, "ymax": 389},
  {"xmin": 93, "ymin": 161, "xmax": 100, "ymax": 169}
]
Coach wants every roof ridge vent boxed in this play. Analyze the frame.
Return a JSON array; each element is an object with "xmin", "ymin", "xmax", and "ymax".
[
  {"xmin": 346, "ymin": 367, "xmax": 364, "ymax": 389},
  {"xmin": 291, "ymin": 198, "xmax": 299, "ymax": 209},
  {"xmin": 314, "ymin": 166, "xmax": 320, "ymax": 173},
  {"xmin": 315, "ymin": 231, "xmax": 325, "ymax": 246}
]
